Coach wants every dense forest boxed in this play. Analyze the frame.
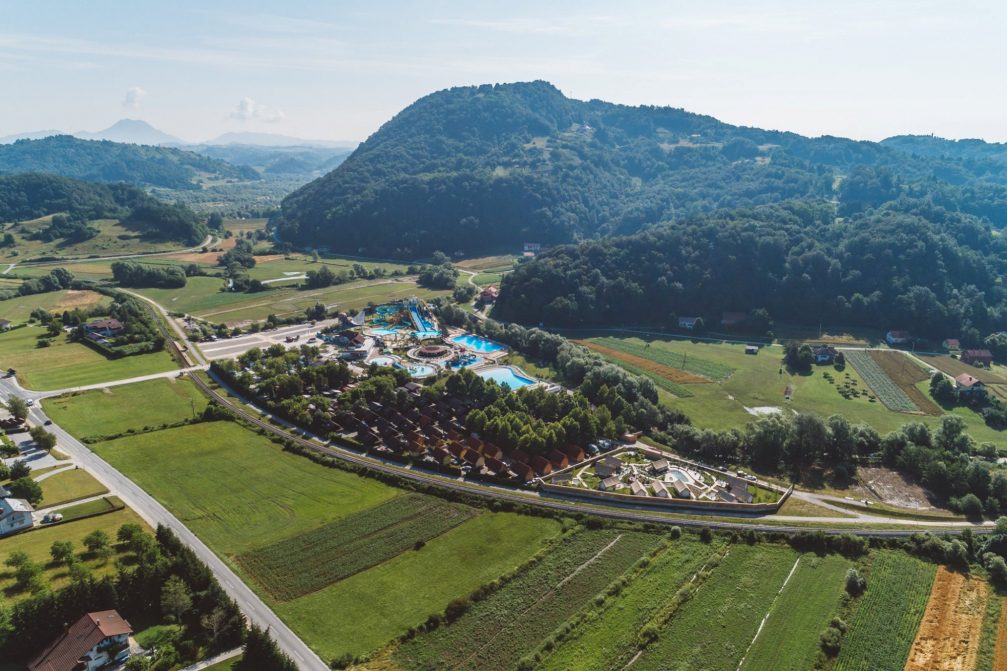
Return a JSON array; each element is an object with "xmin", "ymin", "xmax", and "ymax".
[
  {"xmin": 0, "ymin": 135, "xmax": 258, "ymax": 189},
  {"xmin": 494, "ymin": 195, "xmax": 1007, "ymax": 341},
  {"xmin": 275, "ymin": 81, "xmax": 1007, "ymax": 258},
  {"xmin": 0, "ymin": 173, "xmax": 208, "ymax": 245}
]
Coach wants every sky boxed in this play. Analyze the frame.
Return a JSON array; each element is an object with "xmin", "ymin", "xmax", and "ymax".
[{"xmin": 1, "ymin": 0, "xmax": 1005, "ymax": 144}]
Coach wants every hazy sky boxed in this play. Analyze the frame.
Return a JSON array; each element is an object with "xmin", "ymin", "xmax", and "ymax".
[{"xmin": 2, "ymin": 0, "xmax": 1005, "ymax": 143}]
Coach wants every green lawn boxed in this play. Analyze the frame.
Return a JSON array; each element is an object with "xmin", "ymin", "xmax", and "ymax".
[
  {"xmin": 634, "ymin": 544, "xmax": 799, "ymax": 671},
  {"xmin": 0, "ymin": 325, "xmax": 177, "ymax": 390},
  {"xmin": 0, "ymin": 216, "xmax": 188, "ymax": 262},
  {"xmin": 92, "ymin": 421, "xmax": 398, "ymax": 554},
  {"xmin": 201, "ymin": 656, "xmax": 242, "ymax": 671},
  {"xmin": 38, "ymin": 468, "xmax": 109, "ymax": 507},
  {"xmin": 135, "ymin": 277, "xmax": 449, "ymax": 324},
  {"xmin": 587, "ymin": 334, "xmax": 1007, "ymax": 443},
  {"xmin": 278, "ymin": 512, "xmax": 561, "ymax": 661},
  {"xmin": 0, "ymin": 507, "xmax": 146, "ymax": 603},
  {"xmin": 0, "ymin": 289, "xmax": 108, "ymax": 325},
  {"xmin": 45, "ymin": 377, "xmax": 208, "ymax": 438},
  {"xmin": 739, "ymin": 554, "xmax": 850, "ymax": 671}
]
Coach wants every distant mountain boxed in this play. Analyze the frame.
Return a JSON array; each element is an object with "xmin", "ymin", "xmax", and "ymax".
[
  {"xmin": 0, "ymin": 135, "xmax": 258, "ymax": 190},
  {"xmin": 75, "ymin": 119, "xmax": 183, "ymax": 146},
  {"xmin": 0, "ymin": 129, "xmax": 64, "ymax": 144},
  {"xmin": 186, "ymin": 143, "xmax": 351, "ymax": 177},
  {"xmin": 205, "ymin": 131, "xmax": 356, "ymax": 149}
]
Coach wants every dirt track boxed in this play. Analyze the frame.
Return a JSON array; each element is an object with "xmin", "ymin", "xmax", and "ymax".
[
  {"xmin": 903, "ymin": 567, "xmax": 987, "ymax": 671},
  {"xmin": 578, "ymin": 341, "xmax": 709, "ymax": 384}
]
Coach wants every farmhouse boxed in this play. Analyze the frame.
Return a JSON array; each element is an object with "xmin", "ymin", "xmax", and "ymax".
[
  {"xmin": 955, "ymin": 373, "xmax": 987, "ymax": 396},
  {"xmin": 678, "ymin": 316, "xmax": 700, "ymax": 331},
  {"xmin": 942, "ymin": 338, "xmax": 961, "ymax": 351},
  {"xmin": 84, "ymin": 319, "xmax": 124, "ymax": 338},
  {"xmin": 886, "ymin": 330, "xmax": 911, "ymax": 346},
  {"xmin": 480, "ymin": 286, "xmax": 499, "ymax": 303},
  {"xmin": 29, "ymin": 610, "xmax": 133, "ymax": 671},
  {"xmin": 812, "ymin": 345, "xmax": 837, "ymax": 364},
  {"xmin": 0, "ymin": 497, "xmax": 34, "ymax": 535},
  {"xmin": 961, "ymin": 349, "xmax": 994, "ymax": 367}
]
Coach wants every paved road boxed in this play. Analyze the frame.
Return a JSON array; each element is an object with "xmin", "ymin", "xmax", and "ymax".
[
  {"xmin": 4, "ymin": 234, "xmax": 217, "ymax": 273},
  {"xmin": 15, "ymin": 367, "xmax": 208, "ymax": 401},
  {"xmin": 0, "ymin": 378, "xmax": 328, "ymax": 671}
]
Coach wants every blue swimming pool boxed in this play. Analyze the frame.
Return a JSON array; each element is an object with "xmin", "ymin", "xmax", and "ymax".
[
  {"xmin": 477, "ymin": 366, "xmax": 535, "ymax": 390},
  {"xmin": 404, "ymin": 363, "xmax": 437, "ymax": 378},
  {"xmin": 369, "ymin": 355, "xmax": 398, "ymax": 367},
  {"xmin": 452, "ymin": 334, "xmax": 506, "ymax": 353},
  {"xmin": 367, "ymin": 327, "xmax": 402, "ymax": 336},
  {"xmin": 448, "ymin": 354, "xmax": 484, "ymax": 369}
]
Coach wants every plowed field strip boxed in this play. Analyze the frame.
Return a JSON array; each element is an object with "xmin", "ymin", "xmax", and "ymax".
[
  {"xmin": 918, "ymin": 355, "xmax": 1006, "ymax": 385},
  {"xmin": 994, "ymin": 600, "xmax": 1007, "ymax": 671},
  {"xmin": 903, "ymin": 567, "xmax": 987, "ymax": 671},
  {"xmin": 578, "ymin": 341, "xmax": 709, "ymax": 384},
  {"xmin": 869, "ymin": 351, "xmax": 943, "ymax": 416}
]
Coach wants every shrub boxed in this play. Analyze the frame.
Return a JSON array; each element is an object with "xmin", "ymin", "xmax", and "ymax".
[{"xmin": 845, "ymin": 567, "xmax": 867, "ymax": 596}]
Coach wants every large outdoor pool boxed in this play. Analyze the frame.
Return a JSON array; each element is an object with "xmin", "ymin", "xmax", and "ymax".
[
  {"xmin": 448, "ymin": 353, "xmax": 484, "ymax": 369},
  {"xmin": 452, "ymin": 334, "xmax": 506, "ymax": 353},
  {"xmin": 368, "ymin": 355, "xmax": 399, "ymax": 367},
  {"xmin": 405, "ymin": 363, "xmax": 437, "ymax": 378},
  {"xmin": 477, "ymin": 366, "xmax": 535, "ymax": 390}
]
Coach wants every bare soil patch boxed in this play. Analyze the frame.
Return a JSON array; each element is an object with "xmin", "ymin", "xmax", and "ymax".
[
  {"xmin": 869, "ymin": 350, "xmax": 943, "ymax": 415},
  {"xmin": 904, "ymin": 567, "xmax": 987, "ymax": 671},
  {"xmin": 855, "ymin": 466, "xmax": 940, "ymax": 510},
  {"xmin": 53, "ymin": 290, "xmax": 104, "ymax": 311},
  {"xmin": 994, "ymin": 600, "xmax": 1007, "ymax": 671},
  {"xmin": 578, "ymin": 341, "xmax": 709, "ymax": 384},
  {"xmin": 918, "ymin": 354, "xmax": 1006, "ymax": 385}
]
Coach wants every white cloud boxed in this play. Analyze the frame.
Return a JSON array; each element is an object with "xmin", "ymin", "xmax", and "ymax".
[
  {"xmin": 122, "ymin": 86, "xmax": 146, "ymax": 109},
  {"xmin": 229, "ymin": 96, "xmax": 285, "ymax": 123}
]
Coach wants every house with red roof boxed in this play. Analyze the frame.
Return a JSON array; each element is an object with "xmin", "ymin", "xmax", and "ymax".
[{"xmin": 29, "ymin": 610, "xmax": 134, "ymax": 671}]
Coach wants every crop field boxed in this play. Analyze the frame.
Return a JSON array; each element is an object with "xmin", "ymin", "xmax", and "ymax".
[
  {"xmin": 918, "ymin": 354, "xmax": 1007, "ymax": 384},
  {"xmin": 0, "ymin": 325, "xmax": 177, "ymax": 390},
  {"xmin": 394, "ymin": 529, "xmax": 659, "ymax": 671},
  {"xmin": 633, "ymin": 544, "xmax": 799, "ymax": 671},
  {"xmin": 0, "ymin": 289, "xmax": 108, "ymax": 324},
  {"xmin": 992, "ymin": 598, "xmax": 1007, "ymax": 671},
  {"xmin": 277, "ymin": 512, "xmax": 560, "ymax": 661},
  {"xmin": 0, "ymin": 507, "xmax": 146, "ymax": 603},
  {"xmin": 739, "ymin": 554, "xmax": 850, "ymax": 671},
  {"xmin": 585, "ymin": 336, "xmax": 734, "ymax": 381},
  {"xmin": 537, "ymin": 539, "xmax": 724, "ymax": 671},
  {"xmin": 92, "ymin": 420, "xmax": 398, "ymax": 554},
  {"xmin": 44, "ymin": 377, "xmax": 208, "ymax": 439},
  {"xmin": 237, "ymin": 494, "xmax": 477, "ymax": 600},
  {"xmin": 904, "ymin": 567, "xmax": 988, "ymax": 671},
  {"xmin": 834, "ymin": 551, "xmax": 936, "ymax": 671},
  {"xmin": 455, "ymin": 255, "xmax": 517, "ymax": 272},
  {"xmin": 578, "ymin": 340, "xmax": 699, "ymax": 397},
  {"xmin": 38, "ymin": 468, "xmax": 109, "ymax": 507},
  {"xmin": 843, "ymin": 350, "xmax": 920, "ymax": 413},
  {"xmin": 868, "ymin": 350, "xmax": 942, "ymax": 415}
]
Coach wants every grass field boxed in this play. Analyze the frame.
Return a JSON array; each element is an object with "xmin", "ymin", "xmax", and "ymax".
[
  {"xmin": 455, "ymin": 255, "xmax": 517, "ymax": 272},
  {"xmin": 585, "ymin": 333, "xmax": 1007, "ymax": 443},
  {"xmin": 834, "ymin": 551, "xmax": 936, "ymax": 671},
  {"xmin": 0, "ymin": 324, "xmax": 177, "ymax": 390},
  {"xmin": 202, "ymin": 656, "xmax": 242, "ymax": 671},
  {"xmin": 38, "ymin": 468, "xmax": 109, "ymax": 507},
  {"xmin": 135, "ymin": 277, "xmax": 449, "ymax": 324},
  {"xmin": 975, "ymin": 594, "xmax": 1005, "ymax": 671},
  {"xmin": 739, "ymin": 554, "xmax": 850, "ymax": 671},
  {"xmin": 394, "ymin": 529, "xmax": 659, "ymax": 671},
  {"xmin": 0, "ymin": 507, "xmax": 146, "ymax": 603},
  {"xmin": 0, "ymin": 289, "xmax": 107, "ymax": 325},
  {"xmin": 0, "ymin": 216, "xmax": 188, "ymax": 261},
  {"xmin": 279, "ymin": 512, "xmax": 560, "ymax": 661},
  {"xmin": 92, "ymin": 421, "xmax": 398, "ymax": 553},
  {"xmin": 633, "ymin": 544, "xmax": 799, "ymax": 671},
  {"xmin": 57, "ymin": 495, "xmax": 123, "ymax": 521},
  {"xmin": 537, "ymin": 539, "xmax": 723, "ymax": 671},
  {"xmin": 44, "ymin": 377, "xmax": 208, "ymax": 439},
  {"xmin": 585, "ymin": 336, "xmax": 734, "ymax": 381},
  {"xmin": 237, "ymin": 494, "xmax": 477, "ymax": 601}
]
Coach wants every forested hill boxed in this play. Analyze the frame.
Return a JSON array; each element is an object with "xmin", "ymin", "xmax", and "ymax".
[
  {"xmin": 275, "ymin": 81, "xmax": 1007, "ymax": 257},
  {"xmin": 493, "ymin": 197, "xmax": 1007, "ymax": 343},
  {"xmin": 0, "ymin": 173, "xmax": 208, "ymax": 244},
  {"xmin": 0, "ymin": 135, "xmax": 259, "ymax": 190}
]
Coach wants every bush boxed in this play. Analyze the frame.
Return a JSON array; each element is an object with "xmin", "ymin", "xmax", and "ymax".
[{"xmin": 845, "ymin": 568, "xmax": 867, "ymax": 596}]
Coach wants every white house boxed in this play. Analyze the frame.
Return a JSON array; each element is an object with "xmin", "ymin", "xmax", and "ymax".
[
  {"xmin": 0, "ymin": 497, "xmax": 34, "ymax": 535},
  {"xmin": 30, "ymin": 610, "xmax": 133, "ymax": 671}
]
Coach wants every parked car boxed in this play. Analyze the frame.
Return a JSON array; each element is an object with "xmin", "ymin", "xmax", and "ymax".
[
  {"xmin": 41, "ymin": 512, "xmax": 63, "ymax": 524},
  {"xmin": 43, "ymin": 419, "xmax": 52, "ymax": 426}
]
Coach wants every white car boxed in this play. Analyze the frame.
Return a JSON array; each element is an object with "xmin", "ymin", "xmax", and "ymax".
[{"xmin": 25, "ymin": 399, "xmax": 34, "ymax": 407}]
